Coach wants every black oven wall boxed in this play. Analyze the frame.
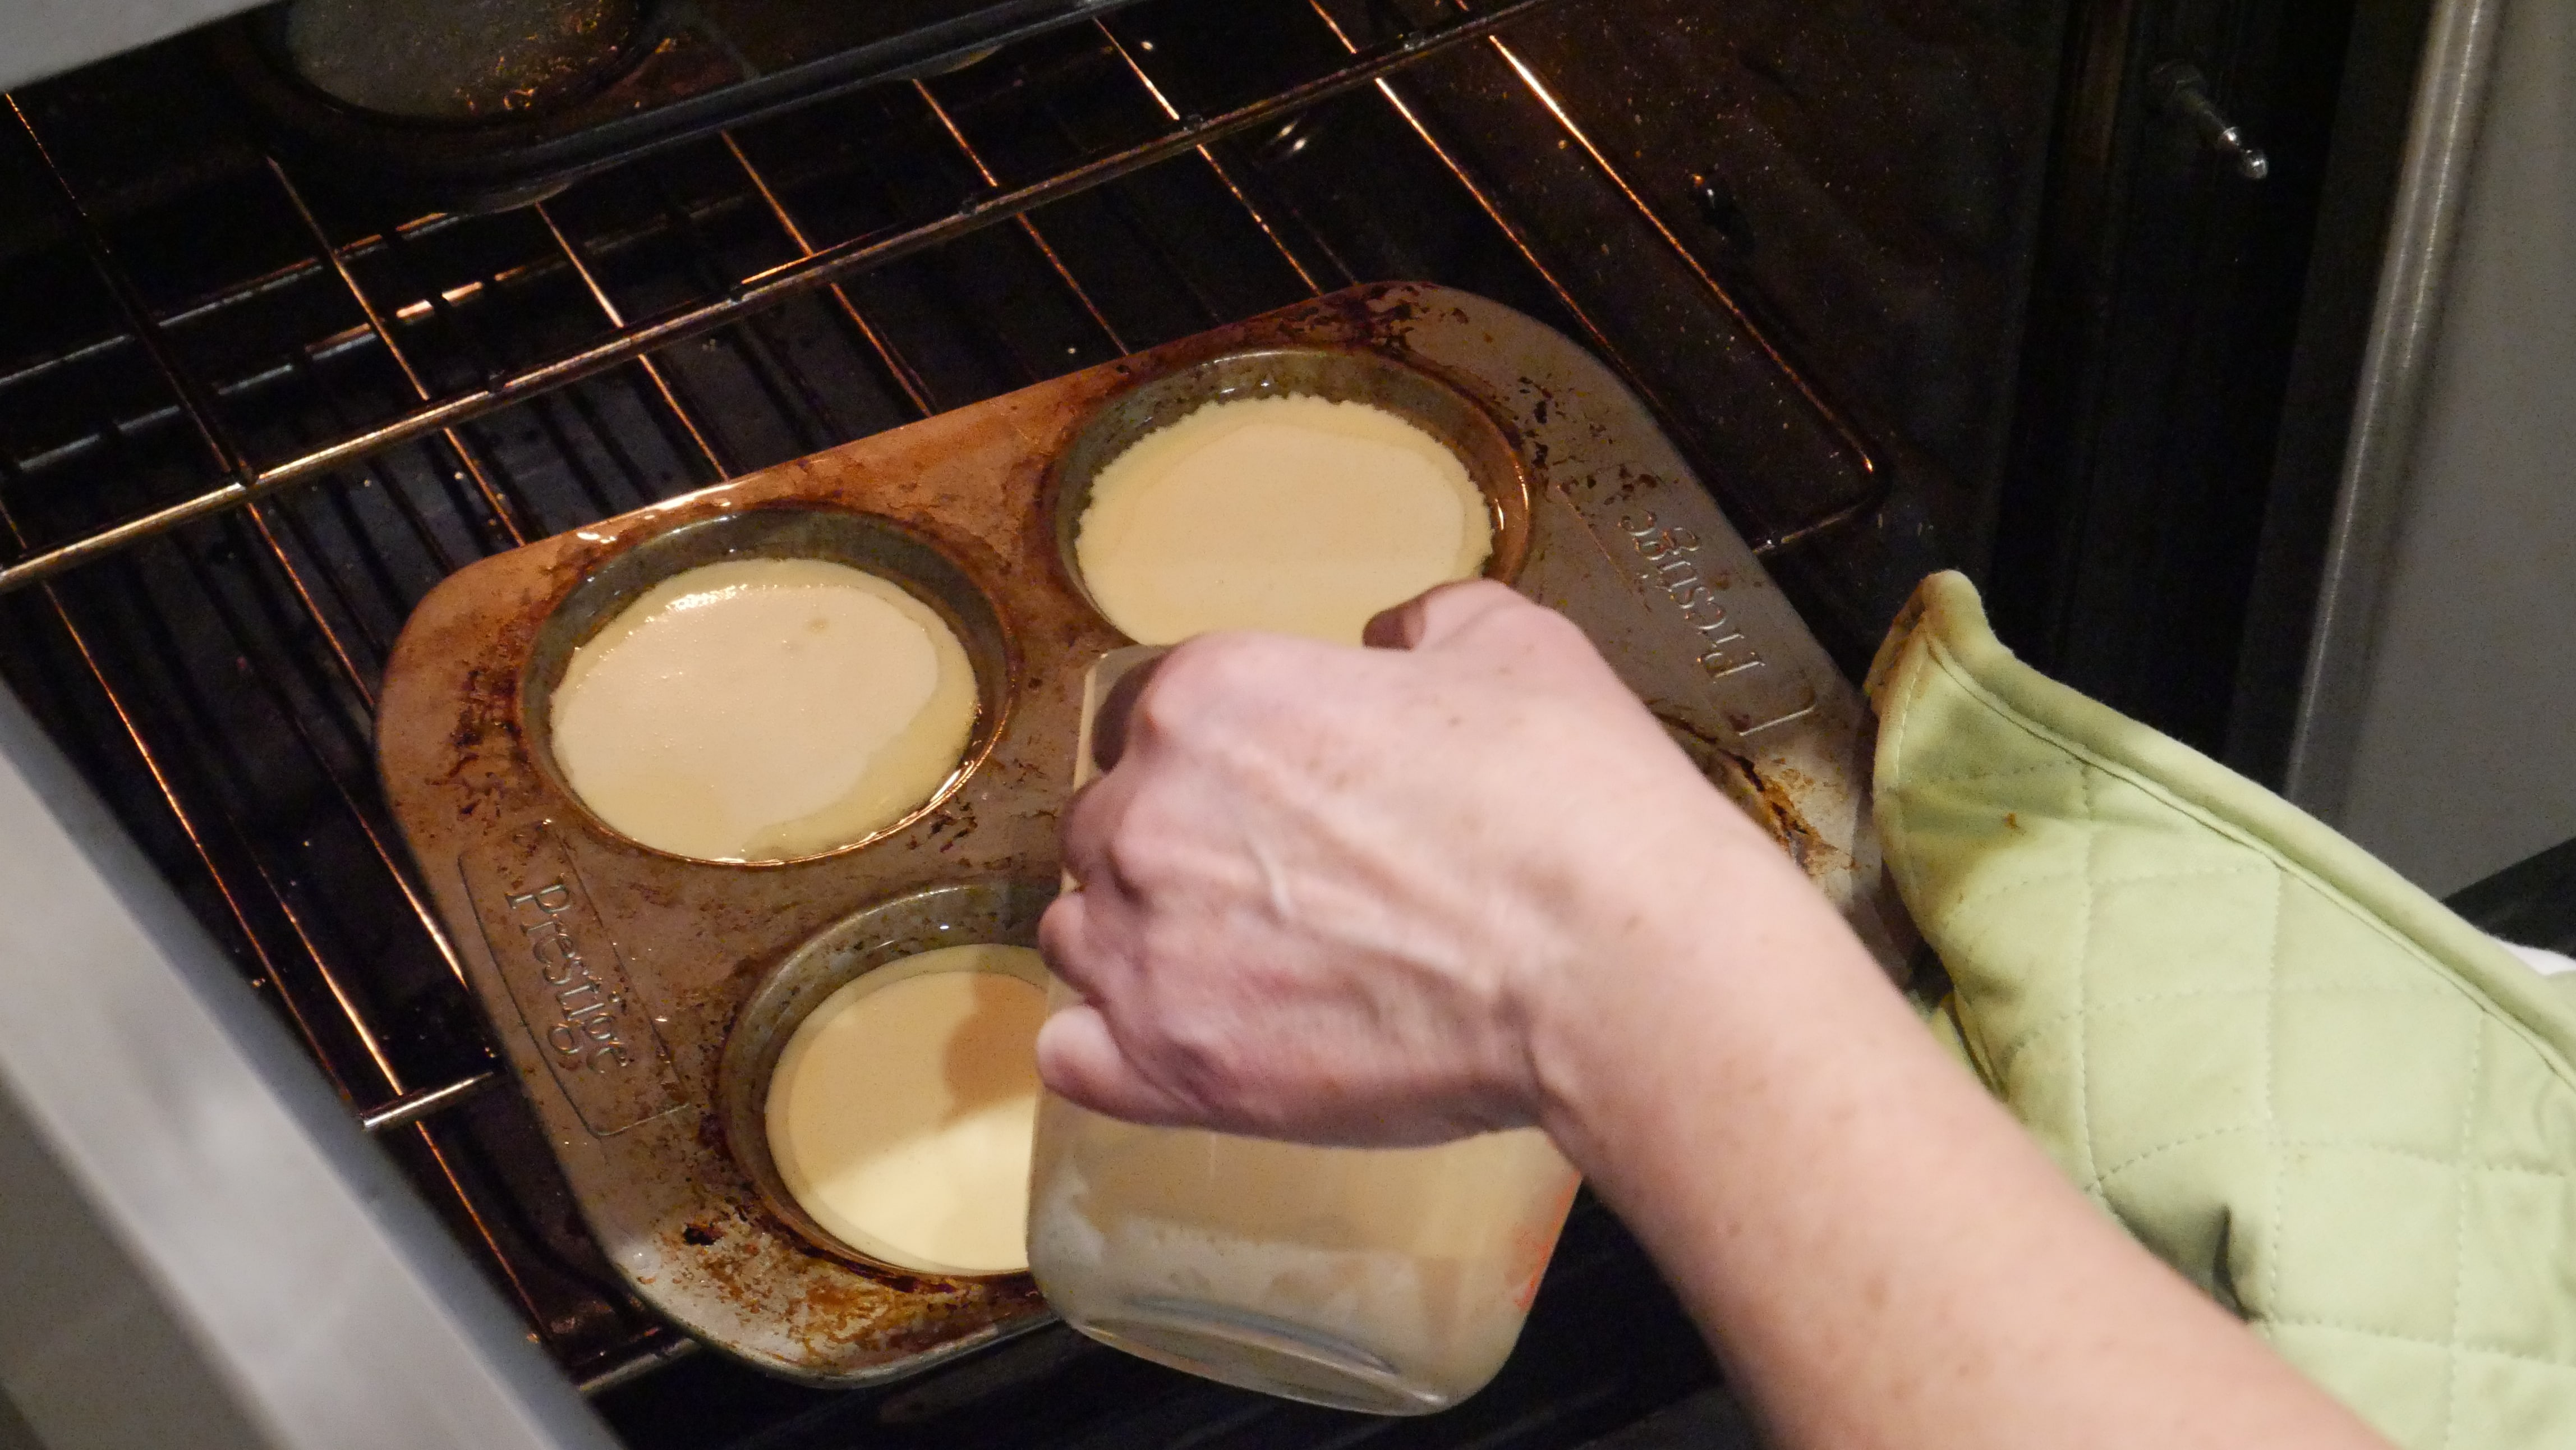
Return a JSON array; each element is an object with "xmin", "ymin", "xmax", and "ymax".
[{"xmin": 1984, "ymin": 0, "xmax": 2380, "ymax": 768}]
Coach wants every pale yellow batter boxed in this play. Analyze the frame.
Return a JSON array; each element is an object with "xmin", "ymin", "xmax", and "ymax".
[
  {"xmin": 1074, "ymin": 395, "xmax": 1493, "ymax": 645},
  {"xmin": 766, "ymin": 946, "xmax": 1048, "ymax": 1275},
  {"xmin": 549, "ymin": 557, "xmax": 977, "ymax": 862}
]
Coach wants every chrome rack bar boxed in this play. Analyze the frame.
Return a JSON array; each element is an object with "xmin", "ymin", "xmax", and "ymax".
[
  {"xmin": 913, "ymin": 78, "xmax": 1130, "ymax": 354},
  {"xmin": 574, "ymin": 1334, "xmax": 700, "ymax": 1397},
  {"xmin": 1299, "ymin": 2, "xmax": 1681, "ymax": 470},
  {"xmin": 264, "ymin": 157, "xmax": 535, "ymax": 549},
  {"xmin": 532, "ymin": 200, "xmax": 734, "ymax": 479},
  {"xmin": 720, "ymin": 131, "xmax": 941, "ymax": 417},
  {"xmin": 1097, "ymin": 16, "xmax": 1331, "ymax": 300},
  {"xmin": 362, "ymin": 1072, "xmax": 499, "ymax": 1135},
  {"xmin": 4, "ymin": 105, "xmax": 571, "ymax": 1329},
  {"xmin": 1307, "ymin": 0, "xmax": 1883, "ymax": 557},
  {"xmin": 0, "ymin": 0, "xmax": 1581, "ymax": 597},
  {"xmin": 1471, "ymin": 35, "xmax": 1890, "ymax": 552}
]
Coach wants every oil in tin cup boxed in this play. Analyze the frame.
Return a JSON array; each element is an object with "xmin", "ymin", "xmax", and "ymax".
[{"xmin": 1025, "ymin": 649, "xmax": 1583, "ymax": 1415}]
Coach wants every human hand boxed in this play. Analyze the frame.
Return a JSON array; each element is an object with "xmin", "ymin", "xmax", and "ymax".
[
  {"xmin": 1039, "ymin": 583, "xmax": 2400, "ymax": 1450},
  {"xmin": 1036, "ymin": 580, "xmax": 1807, "ymax": 1146}
]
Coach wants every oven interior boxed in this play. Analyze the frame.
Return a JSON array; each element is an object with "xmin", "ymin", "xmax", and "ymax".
[{"xmin": 0, "ymin": 0, "xmax": 2373, "ymax": 1443}]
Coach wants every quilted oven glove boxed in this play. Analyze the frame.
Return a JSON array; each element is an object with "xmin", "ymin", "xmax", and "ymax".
[{"xmin": 1865, "ymin": 571, "xmax": 2576, "ymax": 1450}]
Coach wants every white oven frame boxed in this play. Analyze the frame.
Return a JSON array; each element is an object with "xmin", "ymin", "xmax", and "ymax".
[{"xmin": 0, "ymin": 686, "xmax": 613, "ymax": 1450}]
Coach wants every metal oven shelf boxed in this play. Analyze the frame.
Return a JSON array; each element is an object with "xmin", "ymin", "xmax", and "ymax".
[{"xmin": 0, "ymin": 0, "xmax": 1893, "ymax": 1410}]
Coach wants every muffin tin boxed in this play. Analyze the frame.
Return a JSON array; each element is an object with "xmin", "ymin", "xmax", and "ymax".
[{"xmin": 375, "ymin": 282, "xmax": 1907, "ymax": 1383}]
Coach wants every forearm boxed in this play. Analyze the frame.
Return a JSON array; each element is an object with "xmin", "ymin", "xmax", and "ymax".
[
  {"xmin": 1039, "ymin": 586, "xmax": 2391, "ymax": 1445},
  {"xmin": 1530, "ymin": 844, "xmax": 2389, "ymax": 1450}
]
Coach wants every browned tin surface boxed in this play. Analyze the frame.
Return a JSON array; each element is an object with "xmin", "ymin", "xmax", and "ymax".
[{"xmin": 376, "ymin": 282, "xmax": 1903, "ymax": 1385}]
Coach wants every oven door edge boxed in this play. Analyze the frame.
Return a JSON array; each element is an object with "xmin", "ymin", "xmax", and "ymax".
[
  {"xmin": 2206, "ymin": 0, "xmax": 2495, "ymax": 808},
  {"xmin": 0, "ymin": 0, "xmax": 269, "ymax": 93},
  {"xmin": 0, "ymin": 682, "xmax": 616, "ymax": 1450}
]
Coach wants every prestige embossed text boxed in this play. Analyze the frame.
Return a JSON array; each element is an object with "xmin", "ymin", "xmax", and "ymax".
[{"xmin": 506, "ymin": 880, "xmax": 641, "ymax": 1075}]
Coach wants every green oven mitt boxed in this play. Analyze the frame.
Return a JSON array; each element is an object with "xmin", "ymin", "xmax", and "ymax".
[{"xmin": 1867, "ymin": 571, "xmax": 2576, "ymax": 1450}]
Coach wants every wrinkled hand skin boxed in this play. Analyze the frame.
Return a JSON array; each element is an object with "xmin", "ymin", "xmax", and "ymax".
[
  {"xmin": 1036, "ymin": 580, "xmax": 1793, "ymax": 1147},
  {"xmin": 1036, "ymin": 582, "xmax": 2398, "ymax": 1450}
]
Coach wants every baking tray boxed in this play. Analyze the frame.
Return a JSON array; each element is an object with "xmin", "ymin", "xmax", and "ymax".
[
  {"xmin": 205, "ymin": 0, "xmax": 1152, "ymax": 210},
  {"xmin": 375, "ymin": 281, "xmax": 1909, "ymax": 1384}
]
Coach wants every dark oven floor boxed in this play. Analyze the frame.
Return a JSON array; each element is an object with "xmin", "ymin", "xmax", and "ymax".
[
  {"xmin": 592, "ymin": 1200, "xmax": 1727, "ymax": 1450},
  {"xmin": 0, "ymin": 0, "xmax": 2069, "ymax": 1442}
]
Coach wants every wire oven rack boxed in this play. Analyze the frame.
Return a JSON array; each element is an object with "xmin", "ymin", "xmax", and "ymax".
[{"xmin": 0, "ymin": 0, "xmax": 1884, "ymax": 1402}]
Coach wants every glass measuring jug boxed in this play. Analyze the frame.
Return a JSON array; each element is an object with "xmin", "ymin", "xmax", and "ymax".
[{"xmin": 1025, "ymin": 646, "xmax": 1582, "ymax": 1414}]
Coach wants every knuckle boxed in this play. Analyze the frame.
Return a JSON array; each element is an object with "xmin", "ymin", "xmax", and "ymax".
[
  {"xmin": 1510, "ymin": 601, "xmax": 1599, "ymax": 659},
  {"xmin": 1099, "ymin": 820, "xmax": 1172, "ymax": 889},
  {"xmin": 1156, "ymin": 1022, "xmax": 1238, "ymax": 1103},
  {"xmin": 1446, "ymin": 578, "xmax": 1522, "ymax": 611},
  {"xmin": 1169, "ymin": 634, "xmax": 1267, "ymax": 692},
  {"xmin": 1433, "ymin": 579, "xmax": 1524, "ymax": 628},
  {"xmin": 1135, "ymin": 637, "xmax": 1286, "ymax": 742},
  {"xmin": 1036, "ymin": 901, "xmax": 1084, "ymax": 970},
  {"xmin": 1128, "ymin": 685, "xmax": 1190, "ymax": 748},
  {"xmin": 1115, "ymin": 940, "xmax": 1238, "ymax": 1100},
  {"xmin": 1128, "ymin": 646, "xmax": 1217, "ymax": 740},
  {"xmin": 1507, "ymin": 594, "xmax": 1579, "ymax": 638}
]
